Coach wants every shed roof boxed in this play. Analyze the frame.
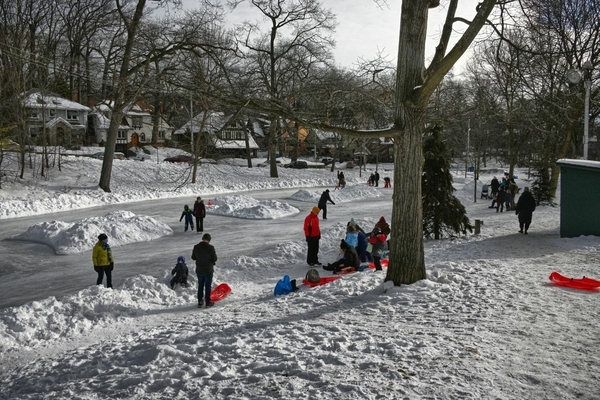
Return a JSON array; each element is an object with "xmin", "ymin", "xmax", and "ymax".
[{"xmin": 556, "ymin": 159, "xmax": 600, "ymax": 170}]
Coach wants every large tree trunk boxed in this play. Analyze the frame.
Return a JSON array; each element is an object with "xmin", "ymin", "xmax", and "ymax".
[
  {"xmin": 385, "ymin": 1, "xmax": 429, "ymax": 285},
  {"xmin": 387, "ymin": 116, "xmax": 427, "ymax": 284}
]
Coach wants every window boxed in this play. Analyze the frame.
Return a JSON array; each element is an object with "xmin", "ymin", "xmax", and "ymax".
[
  {"xmin": 29, "ymin": 127, "xmax": 39, "ymax": 137},
  {"xmin": 140, "ymin": 133, "xmax": 146, "ymax": 142},
  {"xmin": 117, "ymin": 130, "xmax": 127, "ymax": 140},
  {"xmin": 48, "ymin": 109, "xmax": 56, "ymax": 119},
  {"xmin": 132, "ymin": 117, "xmax": 142, "ymax": 129},
  {"xmin": 67, "ymin": 110, "xmax": 78, "ymax": 121},
  {"xmin": 158, "ymin": 130, "xmax": 165, "ymax": 139},
  {"xmin": 30, "ymin": 111, "xmax": 40, "ymax": 120}
]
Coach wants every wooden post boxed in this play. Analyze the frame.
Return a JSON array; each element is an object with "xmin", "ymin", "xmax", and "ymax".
[{"xmin": 475, "ymin": 219, "xmax": 481, "ymax": 234}]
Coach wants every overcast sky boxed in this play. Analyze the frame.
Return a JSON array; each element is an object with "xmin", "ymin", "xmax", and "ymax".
[{"xmin": 176, "ymin": 0, "xmax": 482, "ymax": 71}]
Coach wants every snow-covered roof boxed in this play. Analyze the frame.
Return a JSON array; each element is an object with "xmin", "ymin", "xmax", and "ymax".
[
  {"xmin": 212, "ymin": 137, "xmax": 259, "ymax": 150},
  {"xmin": 556, "ymin": 159, "xmax": 600, "ymax": 170},
  {"xmin": 22, "ymin": 91, "xmax": 90, "ymax": 111},
  {"xmin": 251, "ymin": 121, "xmax": 265, "ymax": 137},
  {"xmin": 90, "ymin": 111, "xmax": 129, "ymax": 130},
  {"xmin": 173, "ymin": 111, "xmax": 229, "ymax": 135},
  {"xmin": 312, "ymin": 129, "xmax": 338, "ymax": 140}
]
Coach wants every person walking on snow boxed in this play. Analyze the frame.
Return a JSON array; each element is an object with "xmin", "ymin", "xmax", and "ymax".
[
  {"xmin": 318, "ymin": 189, "xmax": 335, "ymax": 219},
  {"xmin": 193, "ymin": 197, "xmax": 206, "ymax": 232},
  {"xmin": 92, "ymin": 233, "xmax": 114, "ymax": 288},
  {"xmin": 192, "ymin": 233, "xmax": 218, "ymax": 308},
  {"xmin": 304, "ymin": 206, "xmax": 322, "ymax": 266},
  {"xmin": 515, "ymin": 187, "xmax": 536, "ymax": 234},
  {"xmin": 374, "ymin": 170, "xmax": 380, "ymax": 187},
  {"xmin": 179, "ymin": 204, "xmax": 195, "ymax": 232}
]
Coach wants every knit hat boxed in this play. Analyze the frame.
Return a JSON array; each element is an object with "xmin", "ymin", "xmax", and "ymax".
[
  {"xmin": 378, "ymin": 216, "xmax": 386, "ymax": 223},
  {"xmin": 177, "ymin": 255, "xmax": 185, "ymax": 263},
  {"xmin": 98, "ymin": 233, "xmax": 108, "ymax": 241},
  {"xmin": 312, "ymin": 206, "xmax": 320, "ymax": 214},
  {"xmin": 349, "ymin": 218, "xmax": 357, "ymax": 226}
]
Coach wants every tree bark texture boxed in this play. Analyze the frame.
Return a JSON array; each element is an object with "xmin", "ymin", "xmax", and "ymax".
[{"xmin": 385, "ymin": 1, "xmax": 429, "ymax": 285}]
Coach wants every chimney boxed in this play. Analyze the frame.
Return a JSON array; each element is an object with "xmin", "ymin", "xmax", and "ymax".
[
  {"xmin": 87, "ymin": 94, "xmax": 95, "ymax": 109},
  {"xmin": 71, "ymin": 89, "xmax": 78, "ymax": 103}
]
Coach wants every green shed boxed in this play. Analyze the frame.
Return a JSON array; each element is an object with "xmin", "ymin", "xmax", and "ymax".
[{"xmin": 556, "ymin": 159, "xmax": 600, "ymax": 238}]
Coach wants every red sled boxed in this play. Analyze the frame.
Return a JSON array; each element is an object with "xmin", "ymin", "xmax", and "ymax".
[
  {"xmin": 335, "ymin": 267, "xmax": 356, "ymax": 275},
  {"xmin": 302, "ymin": 276, "xmax": 340, "ymax": 287},
  {"xmin": 211, "ymin": 283, "xmax": 232, "ymax": 301},
  {"xmin": 368, "ymin": 258, "xmax": 389, "ymax": 269},
  {"xmin": 549, "ymin": 272, "xmax": 600, "ymax": 291}
]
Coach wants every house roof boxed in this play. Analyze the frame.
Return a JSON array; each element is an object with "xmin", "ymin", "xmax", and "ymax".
[
  {"xmin": 22, "ymin": 91, "xmax": 90, "ymax": 111},
  {"xmin": 90, "ymin": 111, "xmax": 130, "ymax": 130},
  {"xmin": 173, "ymin": 111, "xmax": 228, "ymax": 135},
  {"xmin": 312, "ymin": 129, "xmax": 338, "ymax": 140},
  {"xmin": 212, "ymin": 137, "xmax": 259, "ymax": 150},
  {"xmin": 44, "ymin": 117, "xmax": 85, "ymax": 130}
]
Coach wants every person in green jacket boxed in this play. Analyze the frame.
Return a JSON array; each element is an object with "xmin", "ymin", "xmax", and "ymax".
[{"xmin": 92, "ymin": 233, "xmax": 114, "ymax": 288}]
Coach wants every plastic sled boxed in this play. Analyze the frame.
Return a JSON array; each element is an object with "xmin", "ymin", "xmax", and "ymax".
[
  {"xmin": 211, "ymin": 283, "xmax": 232, "ymax": 301},
  {"xmin": 302, "ymin": 276, "xmax": 340, "ymax": 287},
  {"xmin": 549, "ymin": 272, "xmax": 600, "ymax": 291},
  {"xmin": 368, "ymin": 259, "xmax": 389, "ymax": 269}
]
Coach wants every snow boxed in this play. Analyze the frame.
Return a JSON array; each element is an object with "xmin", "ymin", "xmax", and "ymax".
[{"xmin": 1, "ymin": 151, "xmax": 599, "ymax": 399}]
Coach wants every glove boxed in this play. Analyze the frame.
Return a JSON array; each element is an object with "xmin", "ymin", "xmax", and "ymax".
[
  {"xmin": 306, "ymin": 237, "xmax": 309, "ymax": 242},
  {"xmin": 318, "ymin": 235, "xmax": 321, "ymax": 240},
  {"xmin": 332, "ymin": 202, "xmax": 336, "ymax": 205}
]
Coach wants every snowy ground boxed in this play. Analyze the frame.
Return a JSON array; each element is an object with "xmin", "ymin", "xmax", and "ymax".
[{"xmin": 0, "ymin": 151, "xmax": 599, "ymax": 399}]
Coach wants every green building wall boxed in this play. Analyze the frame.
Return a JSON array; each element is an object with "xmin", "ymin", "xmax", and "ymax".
[{"xmin": 557, "ymin": 160, "xmax": 600, "ymax": 238}]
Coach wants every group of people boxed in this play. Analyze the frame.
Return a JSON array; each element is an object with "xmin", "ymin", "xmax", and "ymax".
[
  {"xmin": 488, "ymin": 176, "xmax": 520, "ymax": 213},
  {"xmin": 303, "ymin": 198, "xmax": 391, "ymax": 274},
  {"xmin": 368, "ymin": 171, "xmax": 380, "ymax": 187},
  {"xmin": 487, "ymin": 175, "xmax": 537, "ymax": 234},
  {"xmin": 335, "ymin": 171, "xmax": 346, "ymax": 190},
  {"xmin": 179, "ymin": 197, "xmax": 207, "ymax": 232}
]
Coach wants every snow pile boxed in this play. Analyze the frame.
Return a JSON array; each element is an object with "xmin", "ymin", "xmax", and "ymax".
[
  {"xmin": 207, "ymin": 195, "xmax": 299, "ymax": 219},
  {"xmin": 9, "ymin": 211, "xmax": 173, "ymax": 254}
]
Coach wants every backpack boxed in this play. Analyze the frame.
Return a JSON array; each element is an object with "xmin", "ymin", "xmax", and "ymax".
[{"xmin": 305, "ymin": 268, "xmax": 320, "ymax": 283}]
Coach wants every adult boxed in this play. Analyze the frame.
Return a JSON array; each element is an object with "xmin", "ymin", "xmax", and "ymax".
[
  {"xmin": 318, "ymin": 189, "xmax": 335, "ymax": 219},
  {"xmin": 496, "ymin": 187, "xmax": 507, "ymax": 213},
  {"xmin": 490, "ymin": 176, "xmax": 500, "ymax": 197},
  {"xmin": 304, "ymin": 206, "xmax": 322, "ymax": 266},
  {"xmin": 193, "ymin": 197, "xmax": 206, "ymax": 233},
  {"xmin": 374, "ymin": 170, "xmax": 380, "ymax": 187},
  {"xmin": 92, "ymin": 233, "xmax": 114, "ymax": 288},
  {"xmin": 192, "ymin": 233, "xmax": 218, "ymax": 308},
  {"xmin": 336, "ymin": 171, "xmax": 346, "ymax": 189},
  {"xmin": 515, "ymin": 187, "xmax": 536, "ymax": 234}
]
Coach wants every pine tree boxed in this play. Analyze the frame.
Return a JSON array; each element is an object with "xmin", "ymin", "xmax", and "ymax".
[
  {"xmin": 422, "ymin": 126, "xmax": 473, "ymax": 239},
  {"xmin": 530, "ymin": 163, "xmax": 555, "ymax": 206}
]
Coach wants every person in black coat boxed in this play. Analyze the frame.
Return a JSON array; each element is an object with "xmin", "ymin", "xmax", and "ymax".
[
  {"xmin": 323, "ymin": 240, "xmax": 359, "ymax": 274},
  {"xmin": 192, "ymin": 233, "xmax": 218, "ymax": 307},
  {"xmin": 318, "ymin": 189, "xmax": 335, "ymax": 219},
  {"xmin": 495, "ymin": 187, "xmax": 507, "ymax": 213},
  {"xmin": 515, "ymin": 187, "xmax": 536, "ymax": 234},
  {"xmin": 490, "ymin": 176, "xmax": 500, "ymax": 197}
]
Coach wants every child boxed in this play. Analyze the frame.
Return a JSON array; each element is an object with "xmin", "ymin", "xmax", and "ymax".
[
  {"xmin": 368, "ymin": 227, "xmax": 388, "ymax": 271},
  {"xmin": 170, "ymin": 256, "xmax": 189, "ymax": 289},
  {"xmin": 323, "ymin": 240, "xmax": 359, "ymax": 274},
  {"xmin": 179, "ymin": 205, "xmax": 195, "ymax": 232}
]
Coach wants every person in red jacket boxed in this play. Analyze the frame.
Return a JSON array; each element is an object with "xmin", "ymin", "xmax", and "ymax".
[
  {"xmin": 304, "ymin": 206, "xmax": 322, "ymax": 266},
  {"xmin": 193, "ymin": 197, "xmax": 206, "ymax": 233}
]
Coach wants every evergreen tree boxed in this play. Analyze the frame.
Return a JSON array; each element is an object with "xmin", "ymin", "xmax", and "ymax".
[
  {"xmin": 530, "ymin": 163, "xmax": 555, "ymax": 206},
  {"xmin": 422, "ymin": 126, "xmax": 473, "ymax": 239}
]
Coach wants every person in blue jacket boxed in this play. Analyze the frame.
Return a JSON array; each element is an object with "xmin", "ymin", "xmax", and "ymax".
[{"xmin": 179, "ymin": 204, "xmax": 195, "ymax": 232}]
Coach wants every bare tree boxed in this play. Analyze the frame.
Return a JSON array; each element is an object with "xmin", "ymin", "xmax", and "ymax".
[{"xmin": 233, "ymin": 0, "xmax": 336, "ymax": 177}]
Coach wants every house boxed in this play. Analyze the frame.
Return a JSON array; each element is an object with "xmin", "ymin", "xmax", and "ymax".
[
  {"xmin": 90, "ymin": 100, "xmax": 174, "ymax": 153},
  {"xmin": 21, "ymin": 89, "xmax": 90, "ymax": 146},
  {"xmin": 173, "ymin": 111, "xmax": 259, "ymax": 158}
]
